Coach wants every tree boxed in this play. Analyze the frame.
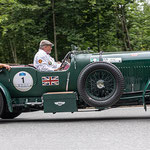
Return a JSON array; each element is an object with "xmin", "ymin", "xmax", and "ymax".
[
  {"xmin": 0, "ymin": 0, "xmax": 150, "ymax": 64},
  {"xmin": 0, "ymin": 0, "xmax": 53, "ymax": 63},
  {"xmin": 127, "ymin": 0, "xmax": 150, "ymax": 50}
]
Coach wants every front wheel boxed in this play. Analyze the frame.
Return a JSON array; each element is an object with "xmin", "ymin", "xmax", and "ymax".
[{"xmin": 77, "ymin": 62, "xmax": 124, "ymax": 107}]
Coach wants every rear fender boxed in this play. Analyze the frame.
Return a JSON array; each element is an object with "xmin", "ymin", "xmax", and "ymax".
[{"xmin": 0, "ymin": 83, "xmax": 13, "ymax": 112}]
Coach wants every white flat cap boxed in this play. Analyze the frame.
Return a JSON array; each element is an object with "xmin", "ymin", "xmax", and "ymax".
[{"xmin": 40, "ymin": 40, "xmax": 54, "ymax": 47}]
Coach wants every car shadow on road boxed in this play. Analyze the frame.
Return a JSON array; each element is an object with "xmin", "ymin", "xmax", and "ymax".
[{"xmin": 1, "ymin": 115, "xmax": 150, "ymax": 124}]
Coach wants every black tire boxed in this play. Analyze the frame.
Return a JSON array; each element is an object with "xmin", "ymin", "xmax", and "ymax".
[
  {"xmin": 0, "ymin": 92, "xmax": 5, "ymax": 117},
  {"xmin": 0, "ymin": 91, "xmax": 21, "ymax": 119},
  {"xmin": 77, "ymin": 62, "xmax": 124, "ymax": 107},
  {"xmin": 1, "ymin": 112, "xmax": 21, "ymax": 119}
]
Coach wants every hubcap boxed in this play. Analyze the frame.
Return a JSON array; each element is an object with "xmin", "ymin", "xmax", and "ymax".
[{"xmin": 97, "ymin": 80, "xmax": 105, "ymax": 89}]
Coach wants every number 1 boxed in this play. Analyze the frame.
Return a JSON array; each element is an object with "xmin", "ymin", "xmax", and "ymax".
[{"xmin": 21, "ymin": 77, "xmax": 25, "ymax": 83}]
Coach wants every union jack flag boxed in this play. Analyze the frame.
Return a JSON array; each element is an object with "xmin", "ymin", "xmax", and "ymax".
[{"xmin": 42, "ymin": 76, "xmax": 59, "ymax": 86}]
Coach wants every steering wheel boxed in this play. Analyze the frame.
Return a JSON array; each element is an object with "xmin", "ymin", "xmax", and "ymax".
[{"xmin": 60, "ymin": 51, "xmax": 72, "ymax": 69}]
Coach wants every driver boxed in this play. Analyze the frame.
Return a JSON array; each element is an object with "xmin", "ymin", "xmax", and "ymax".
[{"xmin": 33, "ymin": 40, "xmax": 62, "ymax": 71}]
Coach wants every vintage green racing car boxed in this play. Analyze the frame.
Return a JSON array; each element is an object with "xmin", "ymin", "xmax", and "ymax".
[{"xmin": 0, "ymin": 50, "xmax": 150, "ymax": 119}]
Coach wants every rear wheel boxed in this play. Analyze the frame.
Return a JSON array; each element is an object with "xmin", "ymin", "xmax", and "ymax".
[
  {"xmin": 0, "ymin": 91, "xmax": 21, "ymax": 119},
  {"xmin": 0, "ymin": 92, "xmax": 5, "ymax": 117},
  {"xmin": 1, "ymin": 111, "xmax": 21, "ymax": 119}
]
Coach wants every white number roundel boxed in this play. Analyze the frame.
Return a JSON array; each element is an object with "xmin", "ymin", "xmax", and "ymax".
[{"xmin": 13, "ymin": 71, "xmax": 33, "ymax": 92}]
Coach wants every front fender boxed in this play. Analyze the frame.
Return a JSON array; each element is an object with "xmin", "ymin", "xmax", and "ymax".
[{"xmin": 0, "ymin": 83, "xmax": 13, "ymax": 112}]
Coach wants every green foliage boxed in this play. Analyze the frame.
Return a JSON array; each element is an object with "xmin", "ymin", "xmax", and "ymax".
[
  {"xmin": 0, "ymin": 0, "xmax": 52, "ymax": 63},
  {"xmin": 0, "ymin": 0, "xmax": 150, "ymax": 63},
  {"xmin": 127, "ymin": 1, "xmax": 150, "ymax": 50}
]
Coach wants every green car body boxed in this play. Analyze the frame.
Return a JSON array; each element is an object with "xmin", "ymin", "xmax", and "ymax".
[{"xmin": 0, "ymin": 50, "xmax": 150, "ymax": 119}]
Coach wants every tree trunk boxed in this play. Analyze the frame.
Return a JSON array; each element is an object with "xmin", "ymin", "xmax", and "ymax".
[
  {"xmin": 51, "ymin": 0, "xmax": 58, "ymax": 61},
  {"xmin": 116, "ymin": 6, "xmax": 127, "ymax": 51},
  {"xmin": 121, "ymin": 5, "xmax": 132, "ymax": 51},
  {"xmin": 9, "ymin": 40, "xmax": 17, "ymax": 63},
  {"xmin": 97, "ymin": 12, "xmax": 100, "ymax": 51},
  {"xmin": 116, "ymin": 5, "xmax": 132, "ymax": 51}
]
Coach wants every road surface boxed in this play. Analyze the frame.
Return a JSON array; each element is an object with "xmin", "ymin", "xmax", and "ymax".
[{"xmin": 0, "ymin": 106, "xmax": 150, "ymax": 150}]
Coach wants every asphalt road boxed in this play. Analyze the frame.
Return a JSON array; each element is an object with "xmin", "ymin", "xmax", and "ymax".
[{"xmin": 1, "ymin": 106, "xmax": 150, "ymax": 150}]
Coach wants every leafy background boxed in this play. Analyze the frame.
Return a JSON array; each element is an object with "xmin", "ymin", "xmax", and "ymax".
[{"xmin": 0, "ymin": 0, "xmax": 150, "ymax": 64}]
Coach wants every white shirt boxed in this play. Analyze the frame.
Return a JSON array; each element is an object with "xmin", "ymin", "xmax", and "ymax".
[{"xmin": 33, "ymin": 49, "xmax": 61, "ymax": 71}]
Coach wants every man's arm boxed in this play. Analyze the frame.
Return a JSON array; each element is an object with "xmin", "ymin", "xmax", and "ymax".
[{"xmin": 0, "ymin": 64, "xmax": 11, "ymax": 70}]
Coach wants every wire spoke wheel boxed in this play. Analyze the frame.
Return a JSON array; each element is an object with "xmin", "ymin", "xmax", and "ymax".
[
  {"xmin": 77, "ymin": 62, "xmax": 124, "ymax": 107},
  {"xmin": 86, "ymin": 69, "xmax": 116, "ymax": 101}
]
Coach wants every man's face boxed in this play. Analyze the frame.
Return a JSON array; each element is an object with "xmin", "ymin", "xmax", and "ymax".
[{"xmin": 44, "ymin": 45, "xmax": 52, "ymax": 54}]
